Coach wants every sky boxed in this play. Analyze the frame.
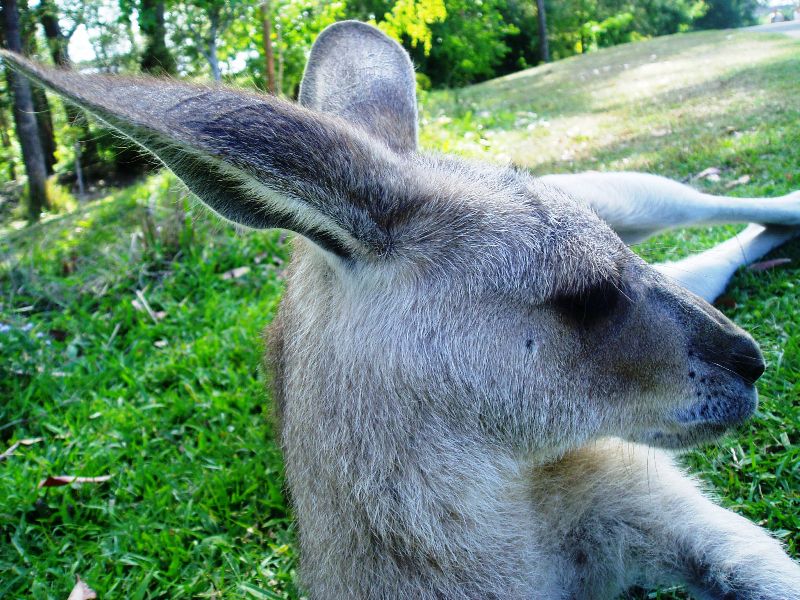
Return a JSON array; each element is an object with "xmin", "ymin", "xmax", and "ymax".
[
  {"xmin": 69, "ymin": 24, "xmax": 96, "ymax": 63},
  {"xmin": 65, "ymin": 3, "xmax": 249, "ymax": 76},
  {"xmin": 68, "ymin": 0, "xmax": 134, "ymax": 63}
]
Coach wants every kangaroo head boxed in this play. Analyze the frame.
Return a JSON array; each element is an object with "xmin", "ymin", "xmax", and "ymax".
[{"xmin": 1, "ymin": 21, "xmax": 763, "ymax": 457}]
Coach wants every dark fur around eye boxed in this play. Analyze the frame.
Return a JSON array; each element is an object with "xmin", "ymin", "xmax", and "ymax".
[{"xmin": 552, "ymin": 279, "xmax": 625, "ymax": 327}]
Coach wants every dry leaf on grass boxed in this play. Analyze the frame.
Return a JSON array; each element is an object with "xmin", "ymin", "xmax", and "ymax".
[
  {"xmin": 132, "ymin": 290, "xmax": 165, "ymax": 323},
  {"xmin": 0, "ymin": 437, "xmax": 44, "ymax": 462},
  {"xmin": 725, "ymin": 175, "xmax": 751, "ymax": 189},
  {"xmin": 715, "ymin": 295, "xmax": 737, "ymax": 309},
  {"xmin": 220, "ymin": 266, "xmax": 250, "ymax": 280},
  {"xmin": 694, "ymin": 167, "xmax": 721, "ymax": 182},
  {"xmin": 38, "ymin": 474, "xmax": 113, "ymax": 489},
  {"xmin": 21, "ymin": 437, "xmax": 44, "ymax": 445},
  {"xmin": 67, "ymin": 576, "xmax": 97, "ymax": 600},
  {"xmin": 748, "ymin": 258, "xmax": 791, "ymax": 272}
]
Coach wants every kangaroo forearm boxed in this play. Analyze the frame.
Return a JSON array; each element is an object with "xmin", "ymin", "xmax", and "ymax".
[
  {"xmin": 651, "ymin": 500, "xmax": 800, "ymax": 598},
  {"xmin": 540, "ymin": 442, "xmax": 799, "ymax": 597}
]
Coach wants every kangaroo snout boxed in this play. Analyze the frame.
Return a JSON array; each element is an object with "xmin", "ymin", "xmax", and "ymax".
[
  {"xmin": 643, "ymin": 280, "xmax": 767, "ymax": 437},
  {"xmin": 674, "ymin": 302, "xmax": 765, "ymax": 432},
  {"xmin": 697, "ymin": 334, "xmax": 765, "ymax": 385},
  {"xmin": 688, "ymin": 295, "xmax": 766, "ymax": 385}
]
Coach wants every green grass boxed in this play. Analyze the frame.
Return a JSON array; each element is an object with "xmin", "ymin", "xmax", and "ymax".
[
  {"xmin": 1, "ymin": 29, "xmax": 799, "ymax": 598},
  {"xmin": 1, "ymin": 177, "xmax": 297, "ymax": 598}
]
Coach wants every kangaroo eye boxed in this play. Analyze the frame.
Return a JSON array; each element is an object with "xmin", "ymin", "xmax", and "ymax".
[{"xmin": 552, "ymin": 279, "xmax": 624, "ymax": 327}]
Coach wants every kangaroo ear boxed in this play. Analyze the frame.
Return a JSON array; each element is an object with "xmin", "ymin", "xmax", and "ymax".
[
  {"xmin": 300, "ymin": 20, "xmax": 418, "ymax": 154},
  {"xmin": 1, "ymin": 50, "xmax": 410, "ymax": 259}
]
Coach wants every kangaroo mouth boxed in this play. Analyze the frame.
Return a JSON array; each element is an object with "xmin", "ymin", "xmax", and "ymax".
[
  {"xmin": 643, "ymin": 383, "xmax": 758, "ymax": 449},
  {"xmin": 643, "ymin": 422, "xmax": 732, "ymax": 449},
  {"xmin": 674, "ymin": 386, "xmax": 758, "ymax": 427}
]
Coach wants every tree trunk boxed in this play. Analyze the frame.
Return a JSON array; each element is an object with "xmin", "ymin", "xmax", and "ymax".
[
  {"xmin": 74, "ymin": 141, "xmax": 85, "ymax": 197},
  {"xmin": 261, "ymin": 1, "xmax": 276, "ymax": 94},
  {"xmin": 2, "ymin": 0, "xmax": 49, "ymax": 220},
  {"xmin": 535, "ymin": 0, "xmax": 550, "ymax": 63},
  {"xmin": 261, "ymin": 0, "xmax": 276, "ymax": 94},
  {"xmin": 30, "ymin": 86, "xmax": 56, "ymax": 174},
  {"xmin": 276, "ymin": 21, "xmax": 283, "ymax": 95},
  {"xmin": 20, "ymin": 0, "xmax": 56, "ymax": 173},
  {"xmin": 38, "ymin": 0, "xmax": 98, "ymax": 167},
  {"xmin": 206, "ymin": 11, "xmax": 221, "ymax": 82},
  {"xmin": 38, "ymin": 0, "xmax": 70, "ymax": 65},
  {"xmin": 139, "ymin": 0, "xmax": 175, "ymax": 75},
  {"xmin": 206, "ymin": 44, "xmax": 221, "ymax": 82}
]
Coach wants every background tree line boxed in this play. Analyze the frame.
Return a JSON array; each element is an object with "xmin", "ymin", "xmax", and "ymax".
[{"xmin": 0, "ymin": 0, "xmax": 761, "ymax": 222}]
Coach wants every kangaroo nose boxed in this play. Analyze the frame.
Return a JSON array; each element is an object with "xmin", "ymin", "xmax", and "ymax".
[
  {"xmin": 701, "ymin": 336, "xmax": 765, "ymax": 384},
  {"xmin": 673, "ymin": 286, "xmax": 766, "ymax": 384},
  {"xmin": 727, "ymin": 338, "xmax": 765, "ymax": 383},
  {"xmin": 656, "ymin": 277, "xmax": 766, "ymax": 385}
]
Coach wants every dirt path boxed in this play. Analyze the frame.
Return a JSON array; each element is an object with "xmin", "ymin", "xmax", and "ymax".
[{"xmin": 746, "ymin": 21, "xmax": 800, "ymax": 38}]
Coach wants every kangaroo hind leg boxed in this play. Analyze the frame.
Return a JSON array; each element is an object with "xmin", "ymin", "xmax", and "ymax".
[
  {"xmin": 654, "ymin": 224, "xmax": 799, "ymax": 302},
  {"xmin": 541, "ymin": 171, "xmax": 800, "ymax": 245}
]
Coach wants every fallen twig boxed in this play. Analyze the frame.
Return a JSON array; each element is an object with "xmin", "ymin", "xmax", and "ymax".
[
  {"xmin": 38, "ymin": 474, "xmax": 113, "ymax": 488},
  {"xmin": 0, "ymin": 437, "xmax": 43, "ymax": 462},
  {"xmin": 748, "ymin": 258, "xmax": 791, "ymax": 272}
]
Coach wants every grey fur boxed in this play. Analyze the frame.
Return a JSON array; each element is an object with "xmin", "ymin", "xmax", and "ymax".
[
  {"xmin": 299, "ymin": 20, "xmax": 418, "ymax": 153},
  {"xmin": 0, "ymin": 50, "xmax": 412, "ymax": 257},
  {"xmin": 4, "ymin": 21, "xmax": 799, "ymax": 599}
]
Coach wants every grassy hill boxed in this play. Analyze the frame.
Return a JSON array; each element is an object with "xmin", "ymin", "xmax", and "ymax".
[{"xmin": 1, "ymin": 29, "xmax": 799, "ymax": 599}]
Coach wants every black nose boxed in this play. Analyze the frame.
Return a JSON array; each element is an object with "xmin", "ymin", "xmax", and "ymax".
[
  {"xmin": 679, "ymin": 290, "xmax": 766, "ymax": 384},
  {"xmin": 728, "ymin": 340, "xmax": 766, "ymax": 383},
  {"xmin": 663, "ymin": 281, "xmax": 766, "ymax": 385},
  {"xmin": 700, "ymin": 334, "xmax": 766, "ymax": 383}
]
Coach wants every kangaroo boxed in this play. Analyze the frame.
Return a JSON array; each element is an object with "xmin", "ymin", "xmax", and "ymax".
[{"xmin": 4, "ymin": 20, "xmax": 799, "ymax": 599}]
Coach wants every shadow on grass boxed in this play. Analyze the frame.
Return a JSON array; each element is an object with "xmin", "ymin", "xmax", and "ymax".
[
  {"xmin": 428, "ymin": 30, "xmax": 798, "ymax": 124},
  {"xmin": 511, "ymin": 51, "xmax": 800, "ymax": 180}
]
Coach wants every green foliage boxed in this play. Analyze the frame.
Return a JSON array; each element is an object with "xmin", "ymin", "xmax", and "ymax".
[
  {"xmin": 82, "ymin": 0, "xmax": 140, "ymax": 72},
  {"xmin": 43, "ymin": 177, "xmax": 77, "ymax": 213},
  {"xmin": 268, "ymin": 0, "xmax": 348, "ymax": 96},
  {"xmin": 694, "ymin": 0, "xmax": 758, "ymax": 29},
  {"xmin": 406, "ymin": 0, "xmax": 517, "ymax": 87},
  {"xmin": 546, "ymin": 0, "xmax": 705, "ymax": 59},
  {"xmin": 577, "ymin": 11, "xmax": 637, "ymax": 53},
  {"xmin": 228, "ymin": 0, "xmax": 347, "ymax": 96},
  {"xmin": 139, "ymin": 0, "xmax": 178, "ymax": 74},
  {"xmin": 377, "ymin": 0, "xmax": 446, "ymax": 55},
  {"xmin": 168, "ymin": 0, "xmax": 243, "ymax": 80}
]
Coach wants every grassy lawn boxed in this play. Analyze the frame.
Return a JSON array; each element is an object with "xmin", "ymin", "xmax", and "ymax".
[{"xmin": 1, "ymin": 29, "xmax": 799, "ymax": 599}]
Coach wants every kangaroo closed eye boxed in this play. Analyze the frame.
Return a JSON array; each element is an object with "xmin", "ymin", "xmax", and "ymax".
[{"xmin": 552, "ymin": 279, "xmax": 626, "ymax": 327}]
